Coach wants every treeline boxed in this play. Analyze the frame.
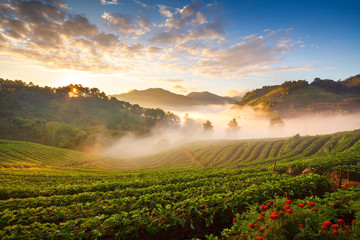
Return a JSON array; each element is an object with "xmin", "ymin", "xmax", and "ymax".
[{"xmin": 0, "ymin": 79, "xmax": 180, "ymax": 149}]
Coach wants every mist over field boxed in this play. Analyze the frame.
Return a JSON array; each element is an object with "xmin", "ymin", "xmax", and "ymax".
[{"xmin": 102, "ymin": 104, "xmax": 360, "ymax": 159}]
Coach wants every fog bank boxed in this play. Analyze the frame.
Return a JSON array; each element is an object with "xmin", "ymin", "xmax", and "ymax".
[{"xmin": 102, "ymin": 104, "xmax": 360, "ymax": 159}]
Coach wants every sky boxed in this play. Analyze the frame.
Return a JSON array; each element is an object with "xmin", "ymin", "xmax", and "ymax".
[{"xmin": 0, "ymin": 0, "xmax": 359, "ymax": 97}]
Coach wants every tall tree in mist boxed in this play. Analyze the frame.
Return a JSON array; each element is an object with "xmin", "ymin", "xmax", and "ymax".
[
  {"xmin": 182, "ymin": 113, "xmax": 201, "ymax": 134},
  {"xmin": 269, "ymin": 115, "xmax": 285, "ymax": 128},
  {"xmin": 226, "ymin": 118, "xmax": 240, "ymax": 136},
  {"xmin": 203, "ymin": 120, "xmax": 214, "ymax": 135}
]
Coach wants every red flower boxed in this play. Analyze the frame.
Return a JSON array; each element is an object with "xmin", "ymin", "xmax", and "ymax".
[
  {"xmin": 313, "ymin": 207, "xmax": 318, "ymax": 212},
  {"xmin": 308, "ymin": 202, "xmax": 315, "ymax": 207},
  {"xmin": 337, "ymin": 219, "xmax": 345, "ymax": 224},
  {"xmin": 249, "ymin": 223, "xmax": 255, "ymax": 228},
  {"xmin": 332, "ymin": 224, "xmax": 340, "ymax": 229},
  {"xmin": 259, "ymin": 228, "xmax": 264, "ymax": 233},
  {"xmin": 323, "ymin": 221, "xmax": 332, "ymax": 227},
  {"xmin": 270, "ymin": 212, "xmax": 278, "ymax": 220},
  {"xmin": 261, "ymin": 204, "xmax": 268, "ymax": 210},
  {"xmin": 321, "ymin": 226, "xmax": 327, "ymax": 230},
  {"xmin": 260, "ymin": 212, "xmax": 265, "ymax": 216},
  {"xmin": 299, "ymin": 224, "xmax": 305, "ymax": 228},
  {"xmin": 265, "ymin": 224, "xmax": 269, "ymax": 228},
  {"xmin": 269, "ymin": 200, "xmax": 274, "ymax": 206},
  {"xmin": 278, "ymin": 211, "xmax": 284, "ymax": 216},
  {"xmin": 258, "ymin": 217, "xmax": 264, "ymax": 222},
  {"xmin": 257, "ymin": 237, "xmax": 263, "ymax": 240},
  {"xmin": 333, "ymin": 230, "xmax": 339, "ymax": 235},
  {"xmin": 298, "ymin": 203, "xmax": 304, "ymax": 208},
  {"xmin": 284, "ymin": 205, "xmax": 290, "ymax": 210},
  {"xmin": 286, "ymin": 209, "xmax": 293, "ymax": 214},
  {"xmin": 285, "ymin": 199, "xmax": 293, "ymax": 204},
  {"xmin": 233, "ymin": 218, "xmax": 237, "ymax": 223}
]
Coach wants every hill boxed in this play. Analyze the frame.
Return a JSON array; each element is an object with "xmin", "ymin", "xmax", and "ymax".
[
  {"xmin": 137, "ymin": 129, "xmax": 360, "ymax": 172},
  {"xmin": 111, "ymin": 88, "xmax": 236, "ymax": 109},
  {"xmin": 233, "ymin": 74, "xmax": 360, "ymax": 117},
  {"xmin": 0, "ymin": 139, "xmax": 197, "ymax": 169},
  {"xmin": 0, "ymin": 164, "xmax": 339, "ymax": 239},
  {"xmin": 1, "ymin": 130, "xmax": 359, "ymax": 239},
  {"xmin": 0, "ymin": 79, "xmax": 179, "ymax": 150},
  {"xmin": 2, "ymin": 129, "xmax": 359, "ymax": 171},
  {"xmin": 0, "ymin": 139, "xmax": 107, "ymax": 168}
]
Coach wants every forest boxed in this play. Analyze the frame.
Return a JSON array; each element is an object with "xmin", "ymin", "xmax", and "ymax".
[{"xmin": 0, "ymin": 79, "xmax": 179, "ymax": 149}]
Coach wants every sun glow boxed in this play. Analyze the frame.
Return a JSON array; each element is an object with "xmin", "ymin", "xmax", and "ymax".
[{"xmin": 68, "ymin": 88, "xmax": 79, "ymax": 98}]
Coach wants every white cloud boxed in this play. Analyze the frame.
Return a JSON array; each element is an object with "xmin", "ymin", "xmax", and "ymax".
[
  {"xmin": 159, "ymin": 6, "xmax": 173, "ymax": 18},
  {"xmin": 101, "ymin": 0, "xmax": 118, "ymax": 5}
]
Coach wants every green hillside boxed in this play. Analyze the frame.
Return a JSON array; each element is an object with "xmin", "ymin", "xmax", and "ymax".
[
  {"xmin": 2, "ymin": 129, "xmax": 360, "ymax": 172},
  {"xmin": 234, "ymin": 75, "xmax": 360, "ymax": 117},
  {"xmin": 0, "ymin": 79, "xmax": 179, "ymax": 150},
  {"xmin": 1, "ymin": 130, "xmax": 360, "ymax": 239},
  {"xmin": 189, "ymin": 130, "xmax": 360, "ymax": 170},
  {"xmin": 0, "ymin": 139, "xmax": 197, "ymax": 169},
  {"xmin": 0, "ymin": 140, "xmax": 107, "ymax": 168}
]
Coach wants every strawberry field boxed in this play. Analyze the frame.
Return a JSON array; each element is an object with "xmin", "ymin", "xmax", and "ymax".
[
  {"xmin": 0, "ymin": 130, "xmax": 360, "ymax": 239},
  {"xmin": 0, "ymin": 168, "xmax": 336, "ymax": 239}
]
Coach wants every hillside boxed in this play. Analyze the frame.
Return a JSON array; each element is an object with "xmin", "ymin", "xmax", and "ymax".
[
  {"xmin": 111, "ymin": 88, "xmax": 236, "ymax": 109},
  {"xmin": 0, "ymin": 139, "xmax": 197, "ymax": 169},
  {"xmin": 2, "ymin": 129, "xmax": 359, "ymax": 171},
  {"xmin": 0, "ymin": 139, "xmax": 110, "ymax": 168},
  {"xmin": 1, "ymin": 130, "xmax": 359, "ymax": 239},
  {"xmin": 233, "ymin": 75, "xmax": 360, "ymax": 117},
  {"xmin": 1, "ymin": 130, "xmax": 360, "ymax": 239},
  {"xmin": 0, "ymin": 79, "xmax": 179, "ymax": 150},
  {"xmin": 137, "ymin": 129, "xmax": 360, "ymax": 172}
]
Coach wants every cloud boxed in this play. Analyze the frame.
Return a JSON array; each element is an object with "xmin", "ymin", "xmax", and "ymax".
[
  {"xmin": 227, "ymin": 88, "xmax": 249, "ymax": 98},
  {"xmin": 160, "ymin": 0, "xmax": 207, "ymax": 30},
  {"xmin": 159, "ymin": 6, "xmax": 173, "ymax": 18},
  {"xmin": 102, "ymin": 12, "xmax": 146, "ymax": 35},
  {"xmin": 133, "ymin": 0, "xmax": 147, "ymax": 8},
  {"xmin": 0, "ymin": 0, "xmax": 162, "ymax": 73},
  {"xmin": 193, "ymin": 34, "xmax": 313, "ymax": 78},
  {"xmin": 150, "ymin": 19, "xmax": 224, "ymax": 45},
  {"xmin": 156, "ymin": 78, "xmax": 185, "ymax": 83},
  {"xmin": 0, "ymin": 0, "xmax": 313, "ymax": 80},
  {"xmin": 101, "ymin": 0, "xmax": 118, "ymax": 5},
  {"xmin": 172, "ymin": 84, "xmax": 188, "ymax": 94}
]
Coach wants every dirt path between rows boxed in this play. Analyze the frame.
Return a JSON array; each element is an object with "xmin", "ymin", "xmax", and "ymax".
[{"xmin": 183, "ymin": 151, "xmax": 205, "ymax": 168}]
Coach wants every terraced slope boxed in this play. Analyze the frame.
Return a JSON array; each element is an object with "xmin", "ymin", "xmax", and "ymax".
[
  {"xmin": 1, "ymin": 129, "xmax": 360, "ymax": 171},
  {"xmin": 0, "ymin": 140, "xmax": 106, "ymax": 168},
  {"xmin": 176, "ymin": 130, "xmax": 360, "ymax": 169},
  {"xmin": 0, "ymin": 139, "xmax": 196, "ymax": 169}
]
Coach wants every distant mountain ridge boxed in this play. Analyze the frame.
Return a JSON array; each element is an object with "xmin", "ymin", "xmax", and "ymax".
[
  {"xmin": 111, "ymin": 88, "xmax": 237, "ymax": 109},
  {"xmin": 233, "ymin": 74, "xmax": 360, "ymax": 117}
]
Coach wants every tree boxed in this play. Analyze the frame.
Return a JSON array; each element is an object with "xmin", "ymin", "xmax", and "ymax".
[
  {"xmin": 182, "ymin": 113, "xmax": 201, "ymax": 134},
  {"xmin": 269, "ymin": 115, "xmax": 284, "ymax": 128},
  {"xmin": 203, "ymin": 120, "xmax": 214, "ymax": 134},
  {"xmin": 226, "ymin": 118, "xmax": 240, "ymax": 136}
]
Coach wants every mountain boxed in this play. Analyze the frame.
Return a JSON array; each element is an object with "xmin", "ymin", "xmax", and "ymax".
[
  {"xmin": 111, "ymin": 88, "xmax": 237, "ymax": 109},
  {"xmin": 233, "ymin": 74, "xmax": 360, "ymax": 117}
]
